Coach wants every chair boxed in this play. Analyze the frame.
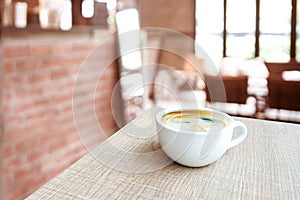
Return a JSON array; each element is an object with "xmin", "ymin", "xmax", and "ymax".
[
  {"xmin": 264, "ymin": 64, "xmax": 300, "ymax": 123},
  {"xmin": 267, "ymin": 74, "xmax": 300, "ymax": 111},
  {"xmin": 204, "ymin": 74, "xmax": 255, "ymax": 117},
  {"xmin": 204, "ymin": 74, "xmax": 248, "ymax": 104}
]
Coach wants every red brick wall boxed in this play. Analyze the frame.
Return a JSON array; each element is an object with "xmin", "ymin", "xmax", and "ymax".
[{"xmin": 0, "ymin": 32, "xmax": 120, "ymax": 200}]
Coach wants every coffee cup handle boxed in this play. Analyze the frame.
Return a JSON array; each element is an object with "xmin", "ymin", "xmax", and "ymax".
[{"xmin": 228, "ymin": 121, "xmax": 247, "ymax": 149}]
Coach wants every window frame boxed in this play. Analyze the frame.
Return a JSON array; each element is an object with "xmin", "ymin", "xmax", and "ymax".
[{"xmin": 221, "ymin": 0, "xmax": 298, "ymax": 62}]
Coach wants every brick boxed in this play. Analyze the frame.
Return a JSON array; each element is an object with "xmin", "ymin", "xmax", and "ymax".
[
  {"xmin": 28, "ymin": 72, "xmax": 49, "ymax": 83},
  {"xmin": 11, "ymin": 101, "xmax": 33, "ymax": 113},
  {"xmin": 68, "ymin": 152, "xmax": 85, "ymax": 166},
  {"xmin": 15, "ymin": 136, "xmax": 39, "ymax": 152},
  {"xmin": 1, "ymin": 40, "xmax": 119, "ymax": 200},
  {"xmin": 2, "ymin": 90, "xmax": 13, "ymax": 101},
  {"xmin": 3, "ymin": 173, "xmax": 15, "ymax": 191},
  {"xmin": 41, "ymin": 56, "xmax": 63, "ymax": 68},
  {"xmin": 15, "ymin": 59, "xmax": 40, "ymax": 73},
  {"xmin": 11, "ymin": 125, "xmax": 48, "ymax": 144},
  {"xmin": 3, "ymin": 156, "xmax": 24, "ymax": 173},
  {"xmin": 96, "ymin": 93, "xmax": 112, "ymax": 103},
  {"xmin": 81, "ymin": 60, "xmax": 105, "ymax": 70},
  {"xmin": 60, "ymin": 80, "xmax": 76, "ymax": 89},
  {"xmin": 3, "ymin": 62, "xmax": 15, "ymax": 73},
  {"xmin": 97, "ymin": 101, "xmax": 112, "ymax": 111},
  {"xmin": 98, "ymin": 120, "xmax": 115, "ymax": 132},
  {"xmin": 40, "ymin": 131, "xmax": 58, "ymax": 144},
  {"xmin": 59, "ymin": 126, "xmax": 77, "ymax": 137},
  {"xmin": 69, "ymin": 66, "xmax": 80, "ymax": 75},
  {"xmin": 25, "ymin": 175, "xmax": 49, "ymax": 196},
  {"xmin": 50, "ymin": 68, "xmax": 70, "ymax": 80},
  {"xmin": 29, "ymin": 45, "xmax": 51, "ymax": 56},
  {"xmin": 3, "ymin": 126, "xmax": 28, "ymax": 142},
  {"xmin": 49, "ymin": 138, "xmax": 69, "ymax": 153},
  {"xmin": 74, "ymin": 116, "xmax": 94, "ymax": 130},
  {"xmin": 40, "ymin": 155, "xmax": 63, "ymax": 174},
  {"xmin": 51, "ymin": 44, "xmax": 72, "ymax": 54},
  {"xmin": 3, "ymin": 144, "xmax": 15, "ymax": 158},
  {"xmin": 62, "ymin": 55, "xmax": 87, "ymax": 66},
  {"xmin": 34, "ymin": 98, "xmax": 50, "ymax": 107},
  {"xmin": 88, "ymin": 52, "xmax": 112, "ymax": 63},
  {"xmin": 53, "ymin": 112, "xmax": 73, "ymax": 126},
  {"xmin": 96, "ymin": 110, "xmax": 114, "ymax": 119},
  {"xmin": 61, "ymin": 103, "xmax": 73, "ymax": 112},
  {"xmin": 4, "ymin": 115, "xmax": 23, "ymax": 125},
  {"xmin": 3, "ymin": 45, "xmax": 29, "ymax": 58},
  {"xmin": 47, "ymin": 163, "xmax": 68, "ymax": 178},
  {"xmin": 3, "ymin": 184, "xmax": 27, "ymax": 200},
  {"xmin": 26, "ymin": 148, "xmax": 48, "ymax": 162},
  {"xmin": 4, "ymin": 74, "xmax": 25, "ymax": 88},
  {"xmin": 40, "ymin": 85, "xmax": 60, "ymax": 97},
  {"xmin": 72, "ymin": 43, "xmax": 95, "ymax": 52},
  {"xmin": 97, "ymin": 82, "xmax": 116, "ymax": 92},
  {"xmin": 52, "ymin": 94, "xmax": 72, "ymax": 105},
  {"xmin": 65, "ymin": 134, "xmax": 82, "ymax": 146},
  {"xmin": 16, "ymin": 87, "xmax": 42, "ymax": 101},
  {"xmin": 26, "ymin": 118, "xmax": 53, "ymax": 135},
  {"xmin": 25, "ymin": 108, "xmax": 57, "ymax": 121},
  {"xmin": 15, "ymin": 164, "xmax": 41, "ymax": 183}
]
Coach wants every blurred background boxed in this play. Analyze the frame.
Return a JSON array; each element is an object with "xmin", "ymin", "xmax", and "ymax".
[{"xmin": 0, "ymin": 0, "xmax": 300, "ymax": 199}]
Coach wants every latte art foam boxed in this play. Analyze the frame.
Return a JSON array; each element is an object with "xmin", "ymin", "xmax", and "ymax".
[{"xmin": 162, "ymin": 110, "xmax": 226, "ymax": 132}]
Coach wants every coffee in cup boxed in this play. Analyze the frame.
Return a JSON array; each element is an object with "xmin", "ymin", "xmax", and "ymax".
[
  {"xmin": 156, "ymin": 108, "xmax": 247, "ymax": 167},
  {"xmin": 162, "ymin": 110, "xmax": 226, "ymax": 132}
]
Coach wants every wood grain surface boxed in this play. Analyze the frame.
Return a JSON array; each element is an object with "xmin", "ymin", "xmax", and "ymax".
[{"xmin": 27, "ymin": 107, "xmax": 300, "ymax": 200}]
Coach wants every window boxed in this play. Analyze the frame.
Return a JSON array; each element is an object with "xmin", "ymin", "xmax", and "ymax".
[
  {"xmin": 14, "ymin": 2, "xmax": 28, "ymax": 28},
  {"xmin": 82, "ymin": 0, "xmax": 94, "ymax": 18},
  {"xmin": 39, "ymin": 0, "xmax": 72, "ymax": 30},
  {"xmin": 196, "ymin": 0, "xmax": 299, "ymax": 63},
  {"xmin": 196, "ymin": 0, "xmax": 224, "ymax": 67},
  {"xmin": 260, "ymin": 0, "xmax": 291, "ymax": 62},
  {"xmin": 226, "ymin": 0, "xmax": 256, "ymax": 58}
]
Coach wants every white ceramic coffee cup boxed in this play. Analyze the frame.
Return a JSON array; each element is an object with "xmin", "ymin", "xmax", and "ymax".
[{"xmin": 155, "ymin": 108, "xmax": 247, "ymax": 167}]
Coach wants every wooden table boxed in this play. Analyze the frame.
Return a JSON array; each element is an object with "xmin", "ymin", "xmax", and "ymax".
[{"xmin": 27, "ymin": 107, "xmax": 300, "ymax": 199}]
